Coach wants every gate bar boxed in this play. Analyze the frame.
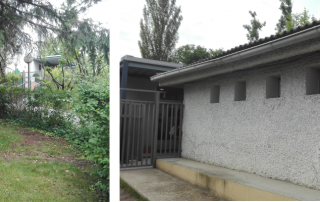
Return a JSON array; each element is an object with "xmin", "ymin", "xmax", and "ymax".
[
  {"xmin": 152, "ymin": 92, "xmax": 160, "ymax": 168},
  {"xmin": 131, "ymin": 103, "xmax": 136, "ymax": 166},
  {"xmin": 178, "ymin": 104, "xmax": 183, "ymax": 157},
  {"xmin": 174, "ymin": 104, "xmax": 178, "ymax": 157},
  {"xmin": 160, "ymin": 103, "xmax": 164, "ymax": 156}
]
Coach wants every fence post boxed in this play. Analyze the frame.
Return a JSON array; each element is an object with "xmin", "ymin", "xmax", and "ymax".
[{"xmin": 152, "ymin": 91, "xmax": 160, "ymax": 168}]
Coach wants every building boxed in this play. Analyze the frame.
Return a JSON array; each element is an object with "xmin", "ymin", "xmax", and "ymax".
[
  {"xmin": 8, "ymin": 55, "xmax": 67, "ymax": 89},
  {"xmin": 120, "ymin": 55, "xmax": 183, "ymax": 102},
  {"xmin": 120, "ymin": 55, "xmax": 184, "ymax": 168},
  {"xmin": 151, "ymin": 21, "xmax": 320, "ymax": 190}
]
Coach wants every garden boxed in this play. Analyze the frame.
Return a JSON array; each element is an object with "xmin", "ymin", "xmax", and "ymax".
[
  {"xmin": 0, "ymin": 68, "xmax": 109, "ymax": 201},
  {"xmin": 0, "ymin": 1, "xmax": 109, "ymax": 200}
]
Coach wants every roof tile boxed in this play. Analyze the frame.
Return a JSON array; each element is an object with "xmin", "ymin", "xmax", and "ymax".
[{"xmin": 178, "ymin": 20, "xmax": 320, "ymax": 69}]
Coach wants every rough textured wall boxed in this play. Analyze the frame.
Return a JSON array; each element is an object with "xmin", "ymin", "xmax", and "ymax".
[{"xmin": 181, "ymin": 54, "xmax": 320, "ymax": 190}]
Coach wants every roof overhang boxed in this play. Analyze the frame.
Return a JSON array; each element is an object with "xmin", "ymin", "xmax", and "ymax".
[
  {"xmin": 33, "ymin": 55, "xmax": 76, "ymax": 67},
  {"xmin": 120, "ymin": 55, "xmax": 183, "ymax": 78},
  {"xmin": 33, "ymin": 55, "xmax": 63, "ymax": 66},
  {"xmin": 151, "ymin": 24, "xmax": 320, "ymax": 86}
]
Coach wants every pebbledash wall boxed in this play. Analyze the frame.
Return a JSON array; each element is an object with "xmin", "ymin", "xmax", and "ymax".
[{"xmin": 181, "ymin": 52, "xmax": 320, "ymax": 190}]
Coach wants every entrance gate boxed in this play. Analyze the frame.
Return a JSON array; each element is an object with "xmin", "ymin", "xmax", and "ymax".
[{"xmin": 120, "ymin": 88, "xmax": 183, "ymax": 169}]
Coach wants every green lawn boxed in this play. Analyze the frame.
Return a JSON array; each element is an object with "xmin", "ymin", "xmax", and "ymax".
[{"xmin": 0, "ymin": 120, "xmax": 100, "ymax": 202}]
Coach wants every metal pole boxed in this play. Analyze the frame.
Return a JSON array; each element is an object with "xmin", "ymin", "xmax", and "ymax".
[
  {"xmin": 152, "ymin": 91, "xmax": 160, "ymax": 168},
  {"xmin": 22, "ymin": 71, "xmax": 25, "ymax": 88},
  {"xmin": 28, "ymin": 63, "xmax": 31, "ymax": 89}
]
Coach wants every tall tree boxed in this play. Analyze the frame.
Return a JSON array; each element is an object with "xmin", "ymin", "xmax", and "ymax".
[
  {"xmin": 138, "ymin": 0, "xmax": 183, "ymax": 62},
  {"xmin": 243, "ymin": 11, "xmax": 266, "ymax": 42},
  {"xmin": 0, "ymin": 0, "xmax": 101, "ymax": 78},
  {"xmin": 173, "ymin": 44, "xmax": 223, "ymax": 65},
  {"xmin": 285, "ymin": 8, "xmax": 318, "ymax": 31},
  {"xmin": 37, "ymin": 18, "xmax": 110, "ymax": 90},
  {"xmin": 275, "ymin": 0, "xmax": 293, "ymax": 33}
]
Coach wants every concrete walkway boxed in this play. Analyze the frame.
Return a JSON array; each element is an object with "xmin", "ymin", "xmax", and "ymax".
[
  {"xmin": 120, "ymin": 168, "xmax": 221, "ymax": 201},
  {"xmin": 121, "ymin": 158, "xmax": 320, "ymax": 201}
]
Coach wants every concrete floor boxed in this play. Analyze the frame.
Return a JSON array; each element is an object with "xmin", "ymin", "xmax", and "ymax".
[{"xmin": 120, "ymin": 168, "xmax": 221, "ymax": 201}]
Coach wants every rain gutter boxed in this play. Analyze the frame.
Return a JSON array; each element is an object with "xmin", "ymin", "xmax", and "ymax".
[{"xmin": 151, "ymin": 25, "xmax": 320, "ymax": 82}]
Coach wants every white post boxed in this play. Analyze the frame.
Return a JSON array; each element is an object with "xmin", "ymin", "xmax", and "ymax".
[{"xmin": 28, "ymin": 63, "xmax": 30, "ymax": 89}]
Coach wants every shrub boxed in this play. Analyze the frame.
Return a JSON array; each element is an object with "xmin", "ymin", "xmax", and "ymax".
[
  {"xmin": 0, "ymin": 72, "xmax": 109, "ymax": 200},
  {"xmin": 67, "ymin": 75, "xmax": 109, "ymax": 198}
]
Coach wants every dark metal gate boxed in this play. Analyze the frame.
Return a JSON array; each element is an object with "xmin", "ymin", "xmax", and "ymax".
[{"xmin": 120, "ymin": 88, "xmax": 183, "ymax": 169}]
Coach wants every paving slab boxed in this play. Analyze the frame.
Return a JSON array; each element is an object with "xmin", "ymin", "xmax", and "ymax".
[{"xmin": 120, "ymin": 168, "xmax": 221, "ymax": 201}]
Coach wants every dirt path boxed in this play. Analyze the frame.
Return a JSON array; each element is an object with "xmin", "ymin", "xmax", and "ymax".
[{"xmin": 0, "ymin": 120, "xmax": 103, "ymax": 201}]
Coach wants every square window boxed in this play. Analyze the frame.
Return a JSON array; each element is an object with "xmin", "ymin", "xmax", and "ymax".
[
  {"xmin": 234, "ymin": 81, "xmax": 246, "ymax": 101},
  {"xmin": 306, "ymin": 67, "xmax": 320, "ymax": 95},
  {"xmin": 210, "ymin": 85, "xmax": 220, "ymax": 103},
  {"xmin": 266, "ymin": 76, "xmax": 281, "ymax": 98}
]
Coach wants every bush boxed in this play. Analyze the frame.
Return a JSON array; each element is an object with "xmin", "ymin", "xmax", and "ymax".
[
  {"xmin": 67, "ymin": 75, "xmax": 109, "ymax": 198},
  {"xmin": 0, "ymin": 71, "xmax": 109, "ymax": 200},
  {"xmin": 5, "ymin": 72, "xmax": 22, "ymax": 85}
]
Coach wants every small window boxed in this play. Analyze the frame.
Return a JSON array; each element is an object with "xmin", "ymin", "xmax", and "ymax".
[
  {"xmin": 234, "ymin": 81, "xmax": 246, "ymax": 101},
  {"xmin": 39, "ymin": 64, "xmax": 41, "ymax": 71},
  {"xmin": 266, "ymin": 76, "xmax": 281, "ymax": 98},
  {"xmin": 306, "ymin": 67, "xmax": 320, "ymax": 95},
  {"xmin": 210, "ymin": 85, "xmax": 220, "ymax": 103}
]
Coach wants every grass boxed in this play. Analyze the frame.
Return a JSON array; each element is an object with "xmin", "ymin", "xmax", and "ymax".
[
  {"xmin": 0, "ymin": 120, "xmax": 101, "ymax": 202},
  {"xmin": 120, "ymin": 180, "xmax": 148, "ymax": 201},
  {"xmin": 0, "ymin": 121, "xmax": 23, "ymax": 151}
]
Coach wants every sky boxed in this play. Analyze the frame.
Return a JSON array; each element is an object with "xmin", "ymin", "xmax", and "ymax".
[{"xmin": 118, "ymin": 0, "xmax": 320, "ymax": 60}]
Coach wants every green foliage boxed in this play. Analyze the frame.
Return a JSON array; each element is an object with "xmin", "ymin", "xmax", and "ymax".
[
  {"xmin": 0, "ymin": 121, "xmax": 100, "ymax": 201},
  {"xmin": 0, "ymin": 71, "xmax": 109, "ymax": 200},
  {"xmin": 0, "ymin": 86, "xmax": 72, "ymax": 136},
  {"xmin": 66, "ymin": 74, "xmax": 109, "ymax": 198},
  {"xmin": 0, "ymin": 86, "xmax": 27, "ymax": 117},
  {"xmin": 0, "ymin": 0, "xmax": 104, "ymax": 79},
  {"xmin": 44, "ymin": 64, "xmax": 74, "ymax": 90},
  {"xmin": 33, "ymin": 73, "xmax": 40, "ymax": 78},
  {"xmin": 243, "ymin": 11, "xmax": 266, "ymax": 42},
  {"xmin": 0, "ymin": 120, "xmax": 24, "ymax": 151},
  {"xmin": 138, "ymin": 0, "xmax": 183, "ymax": 62},
  {"xmin": 0, "ymin": 72, "xmax": 22, "ymax": 86},
  {"xmin": 285, "ymin": 8, "xmax": 319, "ymax": 31},
  {"xmin": 275, "ymin": 0, "xmax": 318, "ymax": 33},
  {"xmin": 275, "ymin": 0, "xmax": 293, "ymax": 33},
  {"xmin": 173, "ymin": 44, "xmax": 223, "ymax": 65}
]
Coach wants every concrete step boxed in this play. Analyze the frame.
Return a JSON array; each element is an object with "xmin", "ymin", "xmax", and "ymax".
[
  {"xmin": 120, "ymin": 168, "xmax": 221, "ymax": 201},
  {"xmin": 157, "ymin": 158, "xmax": 320, "ymax": 201}
]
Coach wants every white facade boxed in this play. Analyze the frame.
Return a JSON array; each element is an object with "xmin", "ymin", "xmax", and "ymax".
[{"xmin": 181, "ymin": 53, "xmax": 320, "ymax": 190}]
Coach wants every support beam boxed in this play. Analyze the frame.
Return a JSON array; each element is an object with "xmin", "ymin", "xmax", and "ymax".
[{"xmin": 120, "ymin": 60, "xmax": 129, "ymax": 99}]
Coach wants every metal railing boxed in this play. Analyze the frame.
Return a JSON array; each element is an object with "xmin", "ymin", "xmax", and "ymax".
[
  {"xmin": 120, "ymin": 88, "xmax": 183, "ymax": 169},
  {"xmin": 157, "ymin": 102, "xmax": 183, "ymax": 158}
]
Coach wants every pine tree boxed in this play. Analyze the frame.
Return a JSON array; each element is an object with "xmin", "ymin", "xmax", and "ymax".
[
  {"xmin": 243, "ymin": 11, "xmax": 266, "ymax": 42},
  {"xmin": 138, "ymin": 0, "xmax": 183, "ymax": 62},
  {"xmin": 0, "ymin": 0, "xmax": 101, "ymax": 78}
]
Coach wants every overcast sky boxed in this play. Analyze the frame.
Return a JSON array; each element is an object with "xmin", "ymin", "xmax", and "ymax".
[{"xmin": 118, "ymin": 0, "xmax": 320, "ymax": 60}]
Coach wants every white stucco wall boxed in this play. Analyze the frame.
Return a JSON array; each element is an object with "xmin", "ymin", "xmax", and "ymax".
[{"xmin": 181, "ymin": 53, "xmax": 320, "ymax": 190}]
